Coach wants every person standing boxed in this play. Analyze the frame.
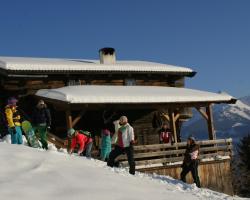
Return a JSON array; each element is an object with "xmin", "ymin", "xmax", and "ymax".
[
  {"xmin": 100, "ymin": 112, "xmax": 116, "ymax": 161},
  {"xmin": 67, "ymin": 128, "xmax": 93, "ymax": 158},
  {"xmin": 32, "ymin": 100, "xmax": 51, "ymax": 150},
  {"xmin": 107, "ymin": 116, "xmax": 135, "ymax": 175},
  {"xmin": 159, "ymin": 123, "xmax": 174, "ymax": 144},
  {"xmin": 5, "ymin": 97, "xmax": 23, "ymax": 144},
  {"xmin": 100, "ymin": 128, "xmax": 112, "ymax": 161},
  {"xmin": 180, "ymin": 136, "xmax": 201, "ymax": 188}
]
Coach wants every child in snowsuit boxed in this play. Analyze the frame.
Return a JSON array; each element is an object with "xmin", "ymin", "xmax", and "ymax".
[
  {"xmin": 107, "ymin": 116, "xmax": 135, "ymax": 175},
  {"xmin": 180, "ymin": 136, "xmax": 201, "ymax": 188},
  {"xmin": 100, "ymin": 129, "xmax": 112, "ymax": 161},
  {"xmin": 5, "ymin": 97, "xmax": 23, "ymax": 144},
  {"xmin": 68, "ymin": 128, "xmax": 93, "ymax": 158},
  {"xmin": 32, "ymin": 100, "xmax": 51, "ymax": 150}
]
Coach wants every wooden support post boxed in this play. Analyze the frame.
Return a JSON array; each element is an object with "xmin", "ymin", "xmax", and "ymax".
[
  {"xmin": 206, "ymin": 104, "xmax": 215, "ymax": 140},
  {"xmin": 65, "ymin": 109, "xmax": 73, "ymax": 129},
  {"xmin": 169, "ymin": 109, "xmax": 178, "ymax": 146},
  {"xmin": 72, "ymin": 110, "xmax": 86, "ymax": 128}
]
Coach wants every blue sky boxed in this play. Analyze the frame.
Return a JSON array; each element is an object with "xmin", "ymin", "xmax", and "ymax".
[{"xmin": 0, "ymin": 0, "xmax": 249, "ymax": 98}]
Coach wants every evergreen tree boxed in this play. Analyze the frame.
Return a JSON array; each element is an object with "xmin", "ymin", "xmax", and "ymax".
[
  {"xmin": 238, "ymin": 134, "xmax": 250, "ymax": 170},
  {"xmin": 237, "ymin": 134, "xmax": 250, "ymax": 197}
]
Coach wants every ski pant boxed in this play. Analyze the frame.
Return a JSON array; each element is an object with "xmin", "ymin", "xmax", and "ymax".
[
  {"xmin": 84, "ymin": 141, "xmax": 93, "ymax": 158},
  {"xmin": 34, "ymin": 125, "xmax": 48, "ymax": 150},
  {"xmin": 101, "ymin": 147, "xmax": 111, "ymax": 161},
  {"xmin": 107, "ymin": 145, "xmax": 135, "ymax": 175},
  {"xmin": 180, "ymin": 160, "xmax": 201, "ymax": 188},
  {"xmin": 9, "ymin": 126, "xmax": 23, "ymax": 144}
]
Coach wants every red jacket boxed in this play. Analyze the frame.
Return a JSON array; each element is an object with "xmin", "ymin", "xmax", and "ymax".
[
  {"xmin": 71, "ymin": 132, "xmax": 93, "ymax": 153},
  {"xmin": 159, "ymin": 128, "xmax": 173, "ymax": 144}
]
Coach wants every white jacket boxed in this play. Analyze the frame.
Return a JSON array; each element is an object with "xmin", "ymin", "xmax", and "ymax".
[{"xmin": 117, "ymin": 123, "xmax": 134, "ymax": 148}]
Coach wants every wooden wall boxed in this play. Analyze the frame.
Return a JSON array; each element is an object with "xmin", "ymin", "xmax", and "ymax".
[
  {"xmin": 1, "ymin": 74, "xmax": 185, "ymax": 94},
  {"xmin": 138, "ymin": 159, "xmax": 234, "ymax": 195}
]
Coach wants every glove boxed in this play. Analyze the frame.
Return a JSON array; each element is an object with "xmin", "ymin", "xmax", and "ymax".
[{"xmin": 11, "ymin": 127, "xmax": 16, "ymax": 134}]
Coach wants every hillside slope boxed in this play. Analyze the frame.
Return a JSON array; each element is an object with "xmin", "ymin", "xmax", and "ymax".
[{"xmin": 0, "ymin": 142, "xmax": 242, "ymax": 200}]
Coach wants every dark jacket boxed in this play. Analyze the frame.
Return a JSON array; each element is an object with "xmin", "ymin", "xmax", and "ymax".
[
  {"xmin": 32, "ymin": 107, "xmax": 51, "ymax": 126},
  {"xmin": 183, "ymin": 143, "xmax": 199, "ymax": 166}
]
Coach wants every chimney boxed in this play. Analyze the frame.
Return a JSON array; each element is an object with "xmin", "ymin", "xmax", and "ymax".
[{"xmin": 99, "ymin": 47, "xmax": 116, "ymax": 64}]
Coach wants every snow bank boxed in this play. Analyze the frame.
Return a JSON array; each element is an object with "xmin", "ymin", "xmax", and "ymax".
[
  {"xmin": 0, "ymin": 143, "xmax": 244, "ymax": 200},
  {"xmin": 0, "ymin": 56, "xmax": 194, "ymax": 73},
  {"xmin": 36, "ymin": 85, "xmax": 235, "ymax": 104}
]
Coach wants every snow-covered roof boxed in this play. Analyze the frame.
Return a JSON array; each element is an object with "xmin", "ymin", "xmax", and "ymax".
[
  {"xmin": 35, "ymin": 85, "xmax": 236, "ymax": 104},
  {"xmin": 0, "ymin": 56, "xmax": 195, "ymax": 76}
]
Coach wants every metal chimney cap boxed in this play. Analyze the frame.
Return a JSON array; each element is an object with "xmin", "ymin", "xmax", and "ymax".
[{"xmin": 99, "ymin": 47, "xmax": 115, "ymax": 55}]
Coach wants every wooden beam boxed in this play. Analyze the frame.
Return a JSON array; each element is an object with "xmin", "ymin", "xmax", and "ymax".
[
  {"xmin": 65, "ymin": 109, "xmax": 73, "ymax": 129},
  {"xmin": 206, "ymin": 104, "xmax": 215, "ymax": 140},
  {"xmin": 174, "ymin": 113, "xmax": 180, "ymax": 123},
  {"xmin": 196, "ymin": 107, "xmax": 208, "ymax": 121},
  {"xmin": 160, "ymin": 113, "xmax": 170, "ymax": 121},
  {"xmin": 72, "ymin": 110, "xmax": 86, "ymax": 128},
  {"xmin": 168, "ymin": 109, "xmax": 178, "ymax": 146}
]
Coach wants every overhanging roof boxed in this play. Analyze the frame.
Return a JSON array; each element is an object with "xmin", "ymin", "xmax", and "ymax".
[
  {"xmin": 35, "ymin": 85, "xmax": 236, "ymax": 105},
  {"xmin": 0, "ymin": 57, "xmax": 195, "ymax": 77}
]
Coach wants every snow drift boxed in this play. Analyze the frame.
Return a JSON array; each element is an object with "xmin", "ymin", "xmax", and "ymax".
[{"xmin": 0, "ymin": 143, "xmax": 244, "ymax": 200}]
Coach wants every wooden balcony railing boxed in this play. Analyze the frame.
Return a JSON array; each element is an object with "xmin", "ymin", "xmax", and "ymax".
[{"xmin": 117, "ymin": 138, "xmax": 232, "ymax": 168}]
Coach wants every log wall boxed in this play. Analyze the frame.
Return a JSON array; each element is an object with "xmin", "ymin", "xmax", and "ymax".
[{"xmin": 138, "ymin": 159, "xmax": 233, "ymax": 195}]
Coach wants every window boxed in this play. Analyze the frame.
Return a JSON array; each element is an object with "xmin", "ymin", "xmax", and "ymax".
[{"xmin": 125, "ymin": 78, "xmax": 136, "ymax": 86}]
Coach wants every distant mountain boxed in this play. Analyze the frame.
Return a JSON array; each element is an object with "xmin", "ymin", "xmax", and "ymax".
[
  {"xmin": 181, "ymin": 96, "xmax": 250, "ymax": 143},
  {"xmin": 240, "ymin": 95, "xmax": 250, "ymax": 106}
]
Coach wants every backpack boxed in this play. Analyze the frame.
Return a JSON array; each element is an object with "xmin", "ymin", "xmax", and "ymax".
[{"xmin": 78, "ymin": 130, "xmax": 92, "ymax": 138}]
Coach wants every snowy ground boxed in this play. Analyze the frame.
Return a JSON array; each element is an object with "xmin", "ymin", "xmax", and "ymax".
[{"xmin": 0, "ymin": 141, "xmax": 247, "ymax": 200}]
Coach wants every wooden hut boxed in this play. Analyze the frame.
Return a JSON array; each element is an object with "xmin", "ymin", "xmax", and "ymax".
[
  {"xmin": 0, "ymin": 48, "xmax": 237, "ymax": 195},
  {"xmin": 35, "ymin": 85, "xmax": 236, "ymax": 195},
  {"xmin": 0, "ymin": 48, "xmax": 196, "ymax": 139}
]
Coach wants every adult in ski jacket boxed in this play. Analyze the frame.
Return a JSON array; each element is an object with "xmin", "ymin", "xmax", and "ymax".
[
  {"xmin": 68, "ymin": 128, "xmax": 93, "ymax": 158},
  {"xmin": 107, "ymin": 116, "xmax": 136, "ymax": 175},
  {"xmin": 158, "ymin": 123, "xmax": 174, "ymax": 144},
  {"xmin": 5, "ymin": 97, "xmax": 23, "ymax": 144},
  {"xmin": 32, "ymin": 100, "xmax": 51, "ymax": 150},
  {"xmin": 180, "ymin": 136, "xmax": 201, "ymax": 187}
]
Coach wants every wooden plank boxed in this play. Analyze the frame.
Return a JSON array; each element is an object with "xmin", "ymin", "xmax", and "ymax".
[
  {"xmin": 120, "ymin": 152, "xmax": 231, "ymax": 167},
  {"xmin": 133, "ymin": 138, "xmax": 232, "ymax": 151},
  {"xmin": 120, "ymin": 156, "xmax": 184, "ymax": 167},
  {"xmin": 118, "ymin": 145, "xmax": 232, "ymax": 160}
]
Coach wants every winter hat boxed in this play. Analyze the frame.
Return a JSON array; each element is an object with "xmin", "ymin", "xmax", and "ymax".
[
  {"xmin": 119, "ymin": 116, "xmax": 128, "ymax": 124},
  {"xmin": 7, "ymin": 97, "xmax": 18, "ymax": 106},
  {"xmin": 67, "ymin": 128, "xmax": 76, "ymax": 137},
  {"xmin": 188, "ymin": 136, "xmax": 196, "ymax": 142}
]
